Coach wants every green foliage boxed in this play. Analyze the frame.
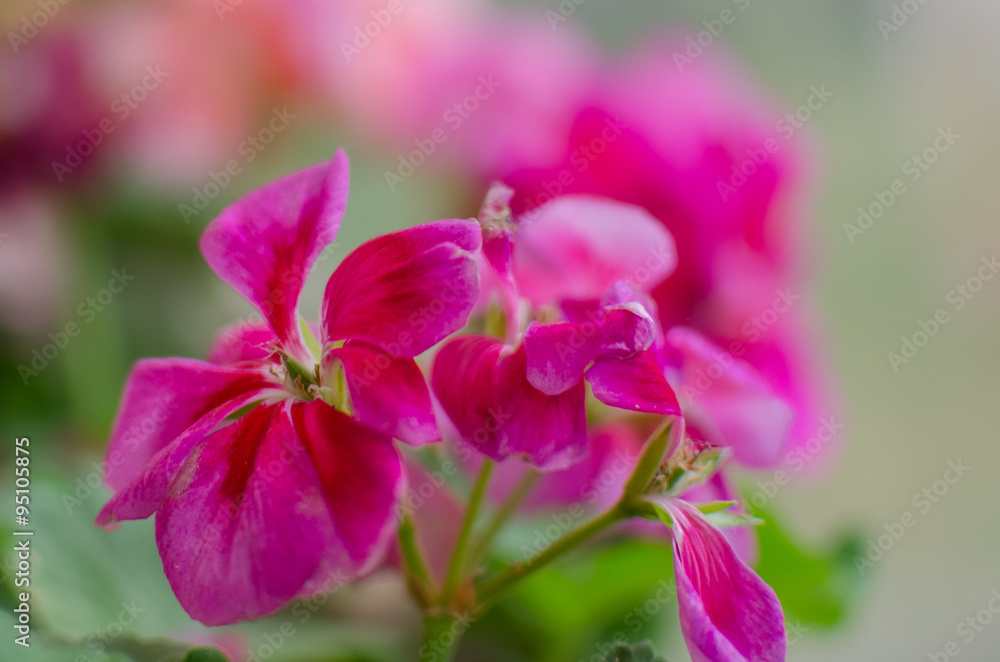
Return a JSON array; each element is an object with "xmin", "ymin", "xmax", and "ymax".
[
  {"xmin": 752, "ymin": 507, "xmax": 865, "ymax": 627},
  {"xmin": 465, "ymin": 539, "xmax": 676, "ymax": 662},
  {"xmin": 600, "ymin": 640, "xmax": 667, "ymax": 662},
  {"xmin": 184, "ymin": 647, "xmax": 232, "ymax": 662}
]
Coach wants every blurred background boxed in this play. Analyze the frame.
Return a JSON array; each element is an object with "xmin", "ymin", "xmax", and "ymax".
[{"xmin": 1, "ymin": 0, "xmax": 998, "ymax": 660}]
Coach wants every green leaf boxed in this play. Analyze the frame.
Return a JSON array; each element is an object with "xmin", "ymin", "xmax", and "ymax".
[
  {"xmin": 184, "ymin": 647, "xmax": 231, "ymax": 662},
  {"xmin": 752, "ymin": 507, "xmax": 865, "ymax": 628},
  {"xmin": 0, "ymin": 610, "xmax": 203, "ymax": 662}
]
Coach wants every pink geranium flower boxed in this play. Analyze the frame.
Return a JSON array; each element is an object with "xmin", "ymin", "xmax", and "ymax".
[
  {"xmin": 96, "ymin": 152, "xmax": 481, "ymax": 625},
  {"xmin": 432, "ymin": 189, "xmax": 679, "ymax": 470}
]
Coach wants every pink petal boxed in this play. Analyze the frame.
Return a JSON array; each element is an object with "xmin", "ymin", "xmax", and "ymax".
[
  {"xmin": 667, "ymin": 327, "xmax": 792, "ymax": 469},
  {"xmin": 200, "ymin": 154, "xmax": 349, "ymax": 360},
  {"xmin": 431, "ymin": 336, "xmax": 587, "ymax": 470},
  {"xmin": 321, "ymin": 220, "xmax": 481, "ymax": 356},
  {"xmin": 104, "ymin": 358, "xmax": 275, "ymax": 491},
  {"xmin": 207, "ymin": 321, "xmax": 280, "ymax": 365},
  {"xmin": 656, "ymin": 498, "xmax": 785, "ymax": 662},
  {"xmin": 522, "ymin": 302, "xmax": 655, "ymax": 395},
  {"xmin": 322, "ymin": 341, "xmax": 439, "ymax": 446},
  {"xmin": 586, "ymin": 350, "xmax": 680, "ymax": 415},
  {"xmin": 96, "ymin": 390, "xmax": 270, "ymax": 527},
  {"xmin": 291, "ymin": 400, "xmax": 403, "ymax": 573},
  {"xmin": 156, "ymin": 401, "xmax": 401, "ymax": 625},
  {"xmin": 513, "ymin": 195, "xmax": 676, "ymax": 306}
]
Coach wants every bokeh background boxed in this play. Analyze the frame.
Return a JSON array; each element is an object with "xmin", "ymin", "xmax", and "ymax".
[{"xmin": 1, "ymin": 0, "xmax": 998, "ymax": 660}]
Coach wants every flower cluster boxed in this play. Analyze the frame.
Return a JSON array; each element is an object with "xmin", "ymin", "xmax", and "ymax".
[{"xmin": 99, "ymin": 153, "xmax": 796, "ymax": 661}]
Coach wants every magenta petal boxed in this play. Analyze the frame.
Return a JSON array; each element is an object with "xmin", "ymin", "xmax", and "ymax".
[
  {"xmin": 290, "ymin": 400, "xmax": 402, "ymax": 573},
  {"xmin": 586, "ymin": 351, "xmax": 680, "ymax": 415},
  {"xmin": 432, "ymin": 336, "xmax": 587, "ymax": 470},
  {"xmin": 157, "ymin": 401, "xmax": 401, "ymax": 625},
  {"xmin": 207, "ymin": 321, "xmax": 280, "ymax": 365},
  {"xmin": 667, "ymin": 327, "xmax": 792, "ymax": 469},
  {"xmin": 96, "ymin": 390, "xmax": 269, "ymax": 528},
  {"xmin": 322, "ymin": 220, "xmax": 481, "ymax": 356},
  {"xmin": 513, "ymin": 195, "xmax": 676, "ymax": 306},
  {"xmin": 523, "ymin": 302, "xmax": 655, "ymax": 395},
  {"xmin": 521, "ymin": 321, "xmax": 600, "ymax": 395},
  {"xmin": 323, "ymin": 342, "xmax": 440, "ymax": 446},
  {"xmin": 200, "ymin": 154, "xmax": 349, "ymax": 359},
  {"xmin": 657, "ymin": 498, "xmax": 786, "ymax": 662},
  {"xmin": 496, "ymin": 344, "xmax": 587, "ymax": 470},
  {"xmin": 104, "ymin": 358, "xmax": 275, "ymax": 491},
  {"xmin": 431, "ymin": 335, "xmax": 504, "ymax": 456}
]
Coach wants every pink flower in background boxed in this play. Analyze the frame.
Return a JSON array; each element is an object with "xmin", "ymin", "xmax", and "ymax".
[
  {"xmin": 432, "ymin": 191, "xmax": 679, "ymax": 470},
  {"xmin": 649, "ymin": 496, "xmax": 786, "ymax": 662},
  {"xmin": 96, "ymin": 152, "xmax": 481, "ymax": 624},
  {"xmin": 468, "ymin": 38, "xmax": 836, "ymax": 472},
  {"xmin": 663, "ymin": 326, "xmax": 793, "ymax": 469}
]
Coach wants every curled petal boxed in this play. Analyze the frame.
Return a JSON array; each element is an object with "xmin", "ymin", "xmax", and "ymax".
[
  {"xmin": 104, "ymin": 358, "xmax": 275, "ymax": 491},
  {"xmin": 522, "ymin": 302, "xmax": 655, "ymax": 395},
  {"xmin": 322, "ymin": 341, "xmax": 439, "ymax": 446},
  {"xmin": 96, "ymin": 389, "xmax": 271, "ymax": 527},
  {"xmin": 513, "ymin": 195, "xmax": 676, "ymax": 306},
  {"xmin": 586, "ymin": 350, "xmax": 680, "ymax": 415},
  {"xmin": 655, "ymin": 497, "xmax": 785, "ymax": 662},
  {"xmin": 200, "ymin": 154, "xmax": 349, "ymax": 360},
  {"xmin": 322, "ymin": 220, "xmax": 481, "ymax": 356},
  {"xmin": 666, "ymin": 327, "xmax": 792, "ymax": 468},
  {"xmin": 432, "ymin": 336, "xmax": 586, "ymax": 470}
]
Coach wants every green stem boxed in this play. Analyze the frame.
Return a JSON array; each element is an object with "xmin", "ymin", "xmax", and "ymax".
[
  {"xmin": 420, "ymin": 612, "xmax": 460, "ymax": 662},
  {"xmin": 468, "ymin": 469, "xmax": 538, "ymax": 567},
  {"xmin": 475, "ymin": 503, "xmax": 626, "ymax": 607},
  {"xmin": 440, "ymin": 459, "xmax": 494, "ymax": 606},
  {"xmin": 398, "ymin": 512, "xmax": 434, "ymax": 607}
]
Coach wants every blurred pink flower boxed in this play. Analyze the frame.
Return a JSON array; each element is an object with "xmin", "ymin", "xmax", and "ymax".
[
  {"xmin": 472, "ymin": 38, "xmax": 836, "ymax": 470},
  {"xmin": 432, "ymin": 192, "xmax": 679, "ymax": 470}
]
